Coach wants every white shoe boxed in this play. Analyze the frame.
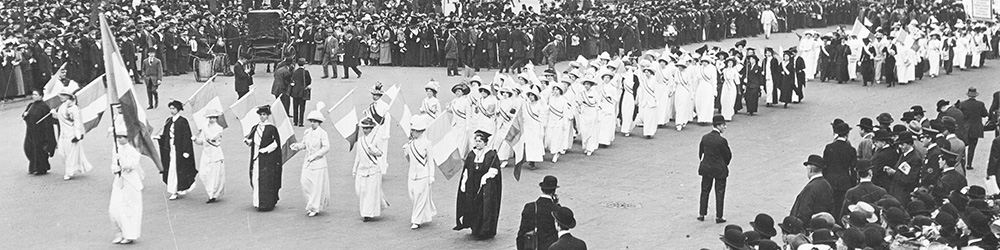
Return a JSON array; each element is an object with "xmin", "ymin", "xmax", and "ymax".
[
  {"xmin": 111, "ymin": 237, "xmax": 123, "ymax": 244},
  {"xmin": 169, "ymin": 194, "xmax": 179, "ymax": 200},
  {"xmin": 308, "ymin": 212, "xmax": 318, "ymax": 217},
  {"xmin": 552, "ymin": 154, "xmax": 560, "ymax": 163},
  {"xmin": 411, "ymin": 224, "xmax": 420, "ymax": 229},
  {"xmin": 624, "ymin": 133, "xmax": 630, "ymax": 137},
  {"xmin": 586, "ymin": 151, "xmax": 593, "ymax": 156},
  {"xmin": 499, "ymin": 161, "xmax": 508, "ymax": 169},
  {"xmin": 63, "ymin": 175, "xmax": 72, "ymax": 180}
]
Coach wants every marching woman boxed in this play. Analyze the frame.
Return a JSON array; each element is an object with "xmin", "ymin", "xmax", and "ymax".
[
  {"xmin": 545, "ymin": 84, "xmax": 572, "ymax": 163},
  {"xmin": 719, "ymin": 58, "xmax": 740, "ymax": 121},
  {"xmin": 157, "ymin": 101, "xmax": 197, "ymax": 200},
  {"xmin": 517, "ymin": 86, "xmax": 547, "ymax": 170},
  {"xmin": 860, "ymin": 40, "xmax": 877, "ymax": 86},
  {"xmin": 420, "ymin": 80, "xmax": 441, "ymax": 119},
  {"xmin": 23, "ymin": 91, "xmax": 57, "ymax": 175},
  {"xmin": 291, "ymin": 103, "xmax": 331, "ymax": 217},
  {"xmin": 454, "ymin": 130, "xmax": 502, "ymax": 240},
  {"xmin": 636, "ymin": 61, "xmax": 659, "ymax": 138},
  {"xmin": 353, "ymin": 118, "xmax": 390, "ymax": 221},
  {"xmin": 954, "ymin": 29, "xmax": 970, "ymax": 70},
  {"xmin": 403, "ymin": 115, "xmax": 436, "ymax": 229},
  {"xmin": 674, "ymin": 58, "xmax": 696, "ymax": 131},
  {"xmin": 243, "ymin": 105, "xmax": 283, "ymax": 212},
  {"xmin": 55, "ymin": 93, "xmax": 93, "ymax": 180},
  {"xmin": 695, "ymin": 56, "xmax": 718, "ymax": 124},
  {"xmin": 472, "ymin": 86, "xmax": 498, "ymax": 135},
  {"xmin": 596, "ymin": 69, "xmax": 619, "ymax": 147},
  {"xmin": 883, "ymin": 47, "xmax": 899, "ymax": 87},
  {"xmin": 448, "ymin": 83, "xmax": 473, "ymax": 157},
  {"xmin": 619, "ymin": 65, "xmax": 638, "ymax": 137},
  {"xmin": 193, "ymin": 109, "xmax": 225, "ymax": 203},
  {"xmin": 494, "ymin": 85, "xmax": 519, "ymax": 168},
  {"xmin": 577, "ymin": 78, "xmax": 600, "ymax": 155},
  {"xmin": 779, "ymin": 51, "xmax": 795, "ymax": 108},
  {"xmin": 742, "ymin": 55, "xmax": 764, "ymax": 115},
  {"xmin": 927, "ymin": 32, "xmax": 943, "ymax": 78},
  {"xmin": 656, "ymin": 55, "xmax": 676, "ymax": 127},
  {"xmin": 109, "ymin": 126, "xmax": 144, "ymax": 245},
  {"xmin": 897, "ymin": 46, "xmax": 916, "ymax": 84}
]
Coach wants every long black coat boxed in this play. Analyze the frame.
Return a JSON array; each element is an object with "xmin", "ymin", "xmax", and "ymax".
[
  {"xmin": 939, "ymin": 106, "xmax": 967, "ymax": 141},
  {"xmin": 342, "ymin": 37, "xmax": 361, "ymax": 67},
  {"xmin": 456, "ymin": 149, "xmax": 502, "ymax": 238},
  {"xmin": 960, "ymin": 98, "xmax": 989, "ymax": 139},
  {"xmin": 889, "ymin": 149, "xmax": 923, "ymax": 203},
  {"xmin": 870, "ymin": 145, "xmax": 900, "ymax": 189},
  {"xmin": 823, "ymin": 139, "xmax": 858, "ymax": 192},
  {"xmin": 23, "ymin": 100, "xmax": 57, "ymax": 174},
  {"xmin": 698, "ymin": 130, "xmax": 732, "ymax": 178},
  {"xmin": 790, "ymin": 176, "xmax": 834, "ymax": 223},
  {"xmin": 511, "ymin": 29, "xmax": 530, "ymax": 59},
  {"xmin": 159, "ymin": 116, "xmax": 198, "ymax": 191},
  {"xmin": 289, "ymin": 68, "xmax": 311, "ymax": 99},
  {"xmin": 548, "ymin": 233, "xmax": 588, "ymax": 250},
  {"xmin": 247, "ymin": 124, "xmax": 282, "ymax": 210},
  {"xmin": 234, "ymin": 61, "xmax": 254, "ymax": 96},
  {"xmin": 840, "ymin": 182, "xmax": 887, "ymax": 218},
  {"xmin": 516, "ymin": 197, "xmax": 560, "ymax": 250}
]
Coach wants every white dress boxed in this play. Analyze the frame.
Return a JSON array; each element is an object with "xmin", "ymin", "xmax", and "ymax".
[
  {"xmin": 695, "ymin": 64, "xmax": 718, "ymax": 123},
  {"xmin": 544, "ymin": 94, "xmax": 571, "ymax": 154},
  {"xmin": 927, "ymin": 39, "xmax": 942, "ymax": 76},
  {"xmin": 403, "ymin": 137, "xmax": 436, "ymax": 224},
  {"xmin": 673, "ymin": 69, "xmax": 696, "ymax": 126},
  {"xmin": 720, "ymin": 67, "xmax": 740, "ymax": 120},
  {"xmin": 656, "ymin": 65, "xmax": 676, "ymax": 125},
  {"xmin": 449, "ymin": 96, "xmax": 473, "ymax": 157},
  {"xmin": 619, "ymin": 72, "xmax": 638, "ymax": 133},
  {"xmin": 515, "ymin": 100, "xmax": 546, "ymax": 163},
  {"xmin": 109, "ymin": 143, "xmax": 144, "ymax": 240},
  {"xmin": 597, "ymin": 77, "xmax": 620, "ymax": 145},
  {"xmin": 56, "ymin": 103, "xmax": 93, "ymax": 177},
  {"xmin": 493, "ymin": 96, "xmax": 520, "ymax": 160},
  {"xmin": 297, "ymin": 127, "xmax": 331, "ymax": 214},
  {"xmin": 420, "ymin": 97, "xmax": 441, "ymax": 119},
  {"xmin": 799, "ymin": 38, "xmax": 817, "ymax": 80},
  {"xmin": 636, "ymin": 71, "xmax": 658, "ymax": 136},
  {"xmin": 353, "ymin": 130, "xmax": 389, "ymax": 217},
  {"xmin": 194, "ymin": 123, "xmax": 225, "ymax": 199},
  {"xmin": 577, "ymin": 88, "xmax": 600, "ymax": 152}
]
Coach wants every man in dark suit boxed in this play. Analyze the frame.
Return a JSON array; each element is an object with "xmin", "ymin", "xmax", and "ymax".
[
  {"xmin": 516, "ymin": 176, "xmax": 561, "ymax": 250},
  {"xmin": 548, "ymin": 207, "xmax": 587, "ymax": 250},
  {"xmin": 823, "ymin": 122, "xmax": 857, "ymax": 218},
  {"xmin": 496, "ymin": 25, "xmax": 511, "ymax": 73},
  {"xmin": 234, "ymin": 53, "xmax": 254, "ymax": 99},
  {"xmin": 790, "ymin": 155, "xmax": 834, "ymax": 223},
  {"xmin": 888, "ymin": 132, "xmax": 924, "ymax": 203},
  {"xmin": 698, "ymin": 115, "xmax": 732, "ymax": 223},
  {"xmin": 341, "ymin": 30, "xmax": 362, "ymax": 79},
  {"xmin": 289, "ymin": 58, "xmax": 311, "ymax": 127},
  {"xmin": 271, "ymin": 61, "xmax": 292, "ymax": 115},
  {"xmin": 960, "ymin": 87, "xmax": 989, "ymax": 169},
  {"xmin": 510, "ymin": 26, "xmax": 530, "ymax": 73},
  {"xmin": 141, "ymin": 50, "xmax": 163, "ymax": 109},
  {"xmin": 937, "ymin": 143, "xmax": 967, "ymax": 200},
  {"xmin": 938, "ymin": 99, "xmax": 967, "ymax": 144},
  {"xmin": 840, "ymin": 159, "xmax": 887, "ymax": 218}
]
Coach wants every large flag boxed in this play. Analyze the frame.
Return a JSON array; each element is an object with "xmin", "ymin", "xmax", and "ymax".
[
  {"xmin": 327, "ymin": 87, "xmax": 360, "ymax": 151},
  {"xmin": 186, "ymin": 76, "xmax": 230, "ymax": 130},
  {"xmin": 77, "ymin": 74, "xmax": 108, "ymax": 133},
  {"xmin": 42, "ymin": 63, "xmax": 69, "ymax": 108},
  {"xmin": 100, "ymin": 13, "xmax": 162, "ymax": 172},
  {"xmin": 387, "ymin": 88, "xmax": 412, "ymax": 138},
  {"xmin": 267, "ymin": 98, "xmax": 298, "ymax": 164},
  {"xmin": 427, "ymin": 113, "xmax": 463, "ymax": 180},
  {"xmin": 229, "ymin": 87, "xmax": 266, "ymax": 138}
]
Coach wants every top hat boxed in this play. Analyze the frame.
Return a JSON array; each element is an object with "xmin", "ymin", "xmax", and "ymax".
[
  {"xmin": 712, "ymin": 114, "xmax": 726, "ymax": 125},
  {"xmin": 539, "ymin": 175, "xmax": 559, "ymax": 189},
  {"xmin": 552, "ymin": 206, "xmax": 577, "ymax": 229},
  {"xmin": 803, "ymin": 154, "xmax": 826, "ymax": 169},
  {"xmin": 968, "ymin": 87, "xmax": 980, "ymax": 97},
  {"xmin": 749, "ymin": 213, "xmax": 777, "ymax": 238},
  {"xmin": 719, "ymin": 229, "xmax": 749, "ymax": 250},
  {"xmin": 857, "ymin": 117, "xmax": 875, "ymax": 130}
]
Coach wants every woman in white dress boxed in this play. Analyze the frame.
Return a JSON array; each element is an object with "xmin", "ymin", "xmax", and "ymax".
[
  {"xmin": 516, "ymin": 87, "xmax": 546, "ymax": 170},
  {"xmin": 448, "ymin": 84, "xmax": 473, "ymax": 156},
  {"xmin": 596, "ymin": 70, "xmax": 619, "ymax": 147},
  {"xmin": 577, "ymin": 78, "xmax": 600, "ymax": 155},
  {"xmin": 799, "ymin": 32, "xmax": 818, "ymax": 80},
  {"xmin": 544, "ymin": 85, "xmax": 571, "ymax": 163},
  {"xmin": 472, "ymin": 86, "xmax": 498, "ymax": 139},
  {"xmin": 193, "ymin": 109, "xmax": 225, "ymax": 203},
  {"xmin": 695, "ymin": 56, "xmax": 718, "ymax": 124},
  {"xmin": 420, "ymin": 80, "xmax": 441, "ymax": 119},
  {"xmin": 719, "ymin": 59, "xmax": 740, "ymax": 121},
  {"xmin": 656, "ymin": 56, "xmax": 676, "ymax": 126},
  {"xmin": 636, "ymin": 61, "xmax": 659, "ymax": 138},
  {"xmin": 954, "ymin": 30, "xmax": 970, "ymax": 69},
  {"xmin": 292, "ymin": 103, "xmax": 331, "ymax": 217},
  {"xmin": 927, "ymin": 32, "xmax": 943, "ymax": 77},
  {"xmin": 109, "ymin": 126, "xmax": 144, "ymax": 245},
  {"xmin": 402, "ymin": 115, "xmax": 436, "ymax": 229},
  {"xmin": 618, "ymin": 66, "xmax": 638, "ymax": 137},
  {"xmin": 673, "ymin": 59, "xmax": 696, "ymax": 131},
  {"xmin": 55, "ymin": 93, "xmax": 93, "ymax": 180},
  {"xmin": 493, "ymin": 86, "xmax": 519, "ymax": 168},
  {"xmin": 353, "ymin": 117, "xmax": 389, "ymax": 222}
]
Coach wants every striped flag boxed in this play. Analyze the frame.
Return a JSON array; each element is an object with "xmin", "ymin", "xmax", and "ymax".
[
  {"xmin": 506, "ymin": 104, "xmax": 526, "ymax": 181},
  {"xmin": 229, "ymin": 87, "xmax": 266, "ymax": 138},
  {"xmin": 427, "ymin": 112, "xmax": 463, "ymax": 180},
  {"xmin": 100, "ymin": 13, "xmax": 163, "ymax": 172},
  {"xmin": 42, "ymin": 63, "xmax": 69, "ymax": 108},
  {"xmin": 77, "ymin": 74, "xmax": 108, "ymax": 133},
  {"xmin": 186, "ymin": 76, "xmax": 230, "ymax": 130},
  {"xmin": 266, "ymin": 98, "xmax": 298, "ymax": 164},
  {"xmin": 851, "ymin": 9, "xmax": 873, "ymax": 39},
  {"xmin": 327, "ymin": 87, "xmax": 360, "ymax": 151},
  {"xmin": 387, "ymin": 89, "xmax": 412, "ymax": 138}
]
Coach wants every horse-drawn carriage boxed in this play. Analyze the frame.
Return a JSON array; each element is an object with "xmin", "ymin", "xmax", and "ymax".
[{"xmin": 244, "ymin": 10, "xmax": 289, "ymax": 66}]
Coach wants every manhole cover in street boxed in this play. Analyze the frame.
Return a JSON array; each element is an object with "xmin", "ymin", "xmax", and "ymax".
[{"xmin": 601, "ymin": 201, "xmax": 642, "ymax": 209}]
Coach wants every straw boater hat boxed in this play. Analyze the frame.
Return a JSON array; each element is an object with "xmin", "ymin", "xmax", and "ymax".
[
  {"xmin": 451, "ymin": 83, "xmax": 471, "ymax": 95},
  {"xmin": 204, "ymin": 108, "xmax": 222, "ymax": 118},
  {"xmin": 306, "ymin": 102, "xmax": 326, "ymax": 123},
  {"xmin": 424, "ymin": 80, "xmax": 440, "ymax": 94},
  {"xmin": 370, "ymin": 82, "xmax": 384, "ymax": 95},
  {"xmin": 359, "ymin": 117, "xmax": 377, "ymax": 128},
  {"xmin": 410, "ymin": 114, "xmax": 429, "ymax": 131},
  {"xmin": 598, "ymin": 52, "xmax": 611, "ymax": 61}
]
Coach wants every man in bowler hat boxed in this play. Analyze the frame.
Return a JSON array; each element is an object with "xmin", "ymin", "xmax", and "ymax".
[
  {"xmin": 698, "ymin": 115, "xmax": 732, "ymax": 223},
  {"xmin": 790, "ymin": 155, "xmax": 834, "ymax": 223},
  {"xmin": 548, "ymin": 207, "xmax": 587, "ymax": 250},
  {"xmin": 887, "ymin": 131, "xmax": 924, "ymax": 203},
  {"xmin": 823, "ymin": 120, "xmax": 857, "ymax": 218},
  {"xmin": 960, "ymin": 87, "xmax": 989, "ymax": 170},
  {"xmin": 517, "ymin": 175, "xmax": 561, "ymax": 250},
  {"xmin": 839, "ymin": 159, "xmax": 887, "ymax": 218}
]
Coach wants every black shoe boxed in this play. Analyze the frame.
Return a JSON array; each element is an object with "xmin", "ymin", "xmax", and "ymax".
[
  {"xmin": 363, "ymin": 217, "xmax": 372, "ymax": 222},
  {"xmin": 34, "ymin": 171, "xmax": 48, "ymax": 175},
  {"xmin": 696, "ymin": 216, "xmax": 705, "ymax": 221},
  {"xmin": 206, "ymin": 198, "xmax": 217, "ymax": 203},
  {"xmin": 342, "ymin": 77, "xmax": 349, "ymax": 79},
  {"xmin": 147, "ymin": 106, "xmax": 154, "ymax": 110},
  {"xmin": 967, "ymin": 166, "xmax": 974, "ymax": 170},
  {"xmin": 321, "ymin": 76, "xmax": 329, "ymax": 79},
  {"xmin": 715, "ymin": 218, "xmax": 727, "ymax": 223}
]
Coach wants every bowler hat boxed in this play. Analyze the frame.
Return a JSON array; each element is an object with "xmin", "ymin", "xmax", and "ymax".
[
  {"xmin": 968, "ymin": 186, "xmax": 987, "ymax": 200},
  {"xmin": 910, "ymin": 105, "xmax": 925, "ymax": 115},
  {"xmin": 720, "ymin": 229, "xmax": 749, "ymax": 250},
  {"xmin": 807, "ymin": 216, "xmax": 830, "ymax": 231},
  {"xmin": 968, "ymin": 87, "xmax": 980, "ymax": 97},
  {"xmin": 811, "ymin": 228, "xmax": 837, "ymax": 244},
  {"xmin": 857, "ymin": 117, "xmax": 875, "ymax": 130},
  {"xmin": 967, "ymin": 211, "xmax": 992, "ymax": 235},
  {"xmin": 948, "ymin": 191, "xmax": 970, "ymax": 211},
  {"xmin": 552, "ymin": 206, "xmax": 577, "ymax": 229},
  {"xmin": 895, "ymin": 131, "xmax": 915, "ymax": 144},
  {"xmin": 778, "ymin": 216, "xmax": 803, "ymax": 234},
  {"xmin": 712, "ymin": 114, "xmax": 726, "ymax": 125},
  {"xmin": 863, "ymin": 227, "xmax": 886, "ymax": 248},
  {"xmin": 833, "ymin": 123, "xmax": 852, "ymax": 134},
  {"xmin": 743, "ymin": 231, "xmax": 761, "ymax": 245},
  {"xmin": 855, "ymin": 159, "xmax": 874, "ymax": 173},
  {"xmin": 892, "ymin": 124, "xmax": 908, "ymax": 134},
  {"xmin": 884, "ymin": 207, "xmax": 910, "ymax": 227},
  {"xmin": 749, "ymin": 213, "xmax": 777, "ymax": 237},
  {"xmin": 841, "ymin": 228, "xmax": 867, "ymax": 249},
  {"xmin": 906, "ymin": 200, "xmax": 931, "ymax": 217},
  {"xmin": 756, "ymin": 239, "xmax": 780, "ymax": 250},
  {"xmin": 900, "ymin": 111, "xmax": 915, "ymax": 122},
  {"xmin": 876, "ymin": 196, "xmax": 902, "ymax": 209},
  {"xmin": 847, "ymin": 210, "xmax": 871, "ymax": 228},
  {"xmin": 876, "ymin": 112, "xmax": 894, "ymax": 124},
  {"xmin": 539, "ymin": 175, "xmax": 559, "ymax": 189},
  {"xmin": 803, "ymin": 154, "xmax": 825, "ymax": 169},
  {"xmin": 935, "ymin": 211, "xmax": 957, "ymax": 227}
]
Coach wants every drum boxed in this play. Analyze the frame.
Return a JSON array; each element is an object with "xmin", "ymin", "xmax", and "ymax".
[{"xmin": 195, "ymin": 58, "xmax": 215, "ymax": 82}]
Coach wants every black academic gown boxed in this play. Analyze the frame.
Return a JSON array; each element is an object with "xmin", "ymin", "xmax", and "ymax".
[
  {"xmin": 455, "ymin": 149, "xmax": 503, "ymax": 239},
  {"xmin": 779, "ymin": 62, "xmax": 794, "ymax": 103},
  {"xmin": 743, "ymin": 63, "xmax": 764, "ymax": 113},
  {"xmin": 23, "ymin": 100, "xmax": 56, "ymax": 174},
  {"xmin": 159, "ymin": 116, "xmax": 198, "ymax": 191},
  {"xmin": 247, "ymin": 124, "xmax": 282, "ymax": 211}
]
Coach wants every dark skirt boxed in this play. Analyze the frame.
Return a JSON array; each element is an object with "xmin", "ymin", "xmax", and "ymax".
[{"xmin": 779, "ymin": 75, "xmax": 794, "ymax": 103}]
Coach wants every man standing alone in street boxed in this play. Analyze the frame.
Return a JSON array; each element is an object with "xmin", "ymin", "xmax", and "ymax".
[
  {"xmin": 960, "ymin": 87, "xmax": 989, "ymax": 170},
  {"xmin": 822, "ymin": 120, "xmax": 857, "ymax": 218},
  {"xmin": 698, "ymin": 115, "xmax": 732, "ymax": 223}
]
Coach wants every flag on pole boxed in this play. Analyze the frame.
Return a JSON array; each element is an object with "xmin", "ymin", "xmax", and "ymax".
[
  {"xmin": 42, "ymin": 63, "xmax": 70, "ymax": 108},
  {"xmin": 388, "ymin": 89, "xmax": 412, "ymax": 138},
  {"xmin": 427, "ymin": 113, "xmax": 464, "ymax": 180},
  {"xmin": 77, "ymin": 74, "xmax": 108, "ymax": 133},
  {"xmin": 383, "ymin": 84, "xmax": 401, "ymax": 103},
  {"xmin": 229, "ymin": 87, "xmax": 266, "ymax": 138},
  {"xmin": 186, "ymin": 76, "xmax": 230, "ymax": 130},
  {"xmin": 329, "ymin": 97, "xmax": 360, "ymax": 151},
  {"xmin": 100, "ymin": 13, "xmax": 162, "ymax": 171},
  {"xmin": 506, "ymin": 104, "xmax": 526, "ymax": 181},
  {"xmin": 266, "ymin": 98, "xmax": 298, "ymax": 164}
]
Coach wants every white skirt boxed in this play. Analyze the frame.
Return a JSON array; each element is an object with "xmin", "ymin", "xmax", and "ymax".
[
  {"xmin": 301, "ymin": 167, "xmax": 330, "ymax": 213},
  {"xmin": 407, "ymin": 177, "xmax": 437, "ymax": 224},
  {"xmin": 355, "ymin": 172, "xmax": 389, "ymax": 217}
]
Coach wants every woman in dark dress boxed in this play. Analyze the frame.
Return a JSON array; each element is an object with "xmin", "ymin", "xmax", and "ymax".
[
  {"xmin": 833, "ymin": 40, "xmax": 851, "ymax": 83},
  {"xmin": 742, "ymin": 55, "xmax": 764, "ymax": 115},
  {"xmin": 244, "ymin": 105, "xmax": 283, "ymax": 211},
  {"xmin": 404, "ymin": 27, "xmax": 421, "ymax": 66},
  {"xmin": 860, "ymin": 40, "xmax": 876, "ymax": 86},
  {"xmin": 454, "ymin": 130, "xmax": 502, "ymax": 239},
  {"xmin": 158, "ymin": 101, "xmax": 198, "ymax": 200},
  {"xmin": 883, "ymin": 47, "xmax": 898, "ymax": 88},
  {"xmin": 779, "ymin": 52, "xmax": 795, "ymax": 108},
  {"xmin": 23, "ymin": 91, "xmax": 57, "ymax": 175}
]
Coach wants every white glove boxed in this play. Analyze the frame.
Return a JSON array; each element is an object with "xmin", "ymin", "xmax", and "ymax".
[
  {"xmin": 182, "ymin": 152, "xmax": 190, "ymax": 158},
  {"xmin": 480, "ymin": 176, "xmax": 489, "ymax": 187}
]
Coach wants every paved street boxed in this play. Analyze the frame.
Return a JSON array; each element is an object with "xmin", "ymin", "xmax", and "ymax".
[{"xmin": 1, "ymin": 27, "xmax": 997, "ymax": 249}]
